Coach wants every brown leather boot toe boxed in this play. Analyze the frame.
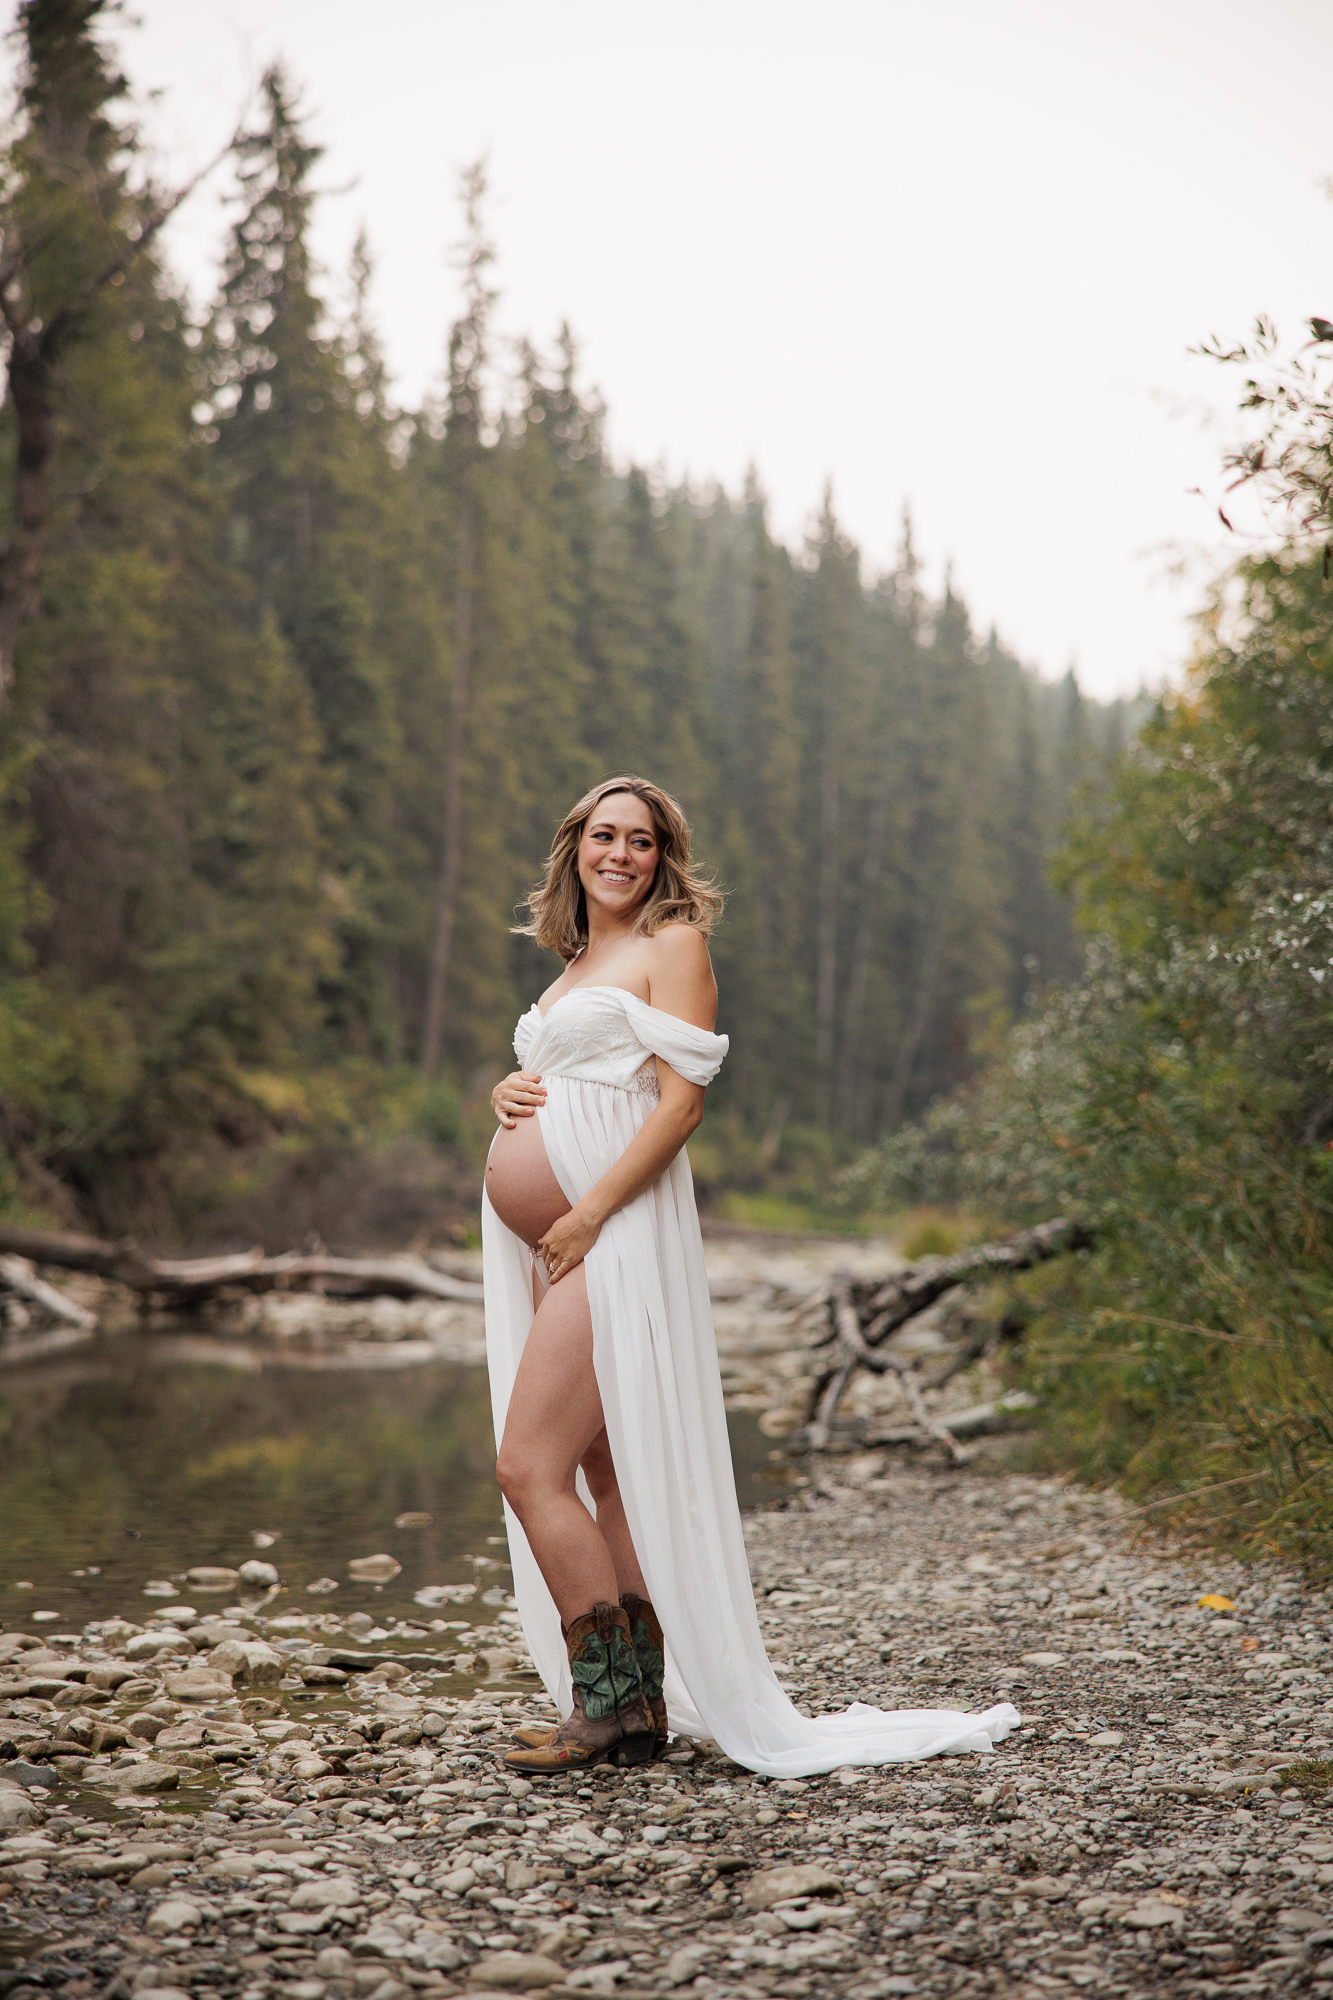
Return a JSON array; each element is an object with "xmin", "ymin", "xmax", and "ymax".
[
  {"xmin": 511, "ymin": 1722, "xmax": 558, "ymax": 1749},
  {"xmin": 504, "ymin": 1602, "xmax": 654, "ymax": 1774}
]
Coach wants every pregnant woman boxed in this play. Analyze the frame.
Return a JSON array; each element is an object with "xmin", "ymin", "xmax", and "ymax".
[{"xmin": 482, "ymin": 774, "xmax": 1019, "ymax": 1776}]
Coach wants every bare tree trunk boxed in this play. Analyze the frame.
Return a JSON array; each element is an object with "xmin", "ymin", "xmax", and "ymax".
[
  {"xmin": 419, "ymin": 485, "xmax": 476, "ymax": 1075},
  {"xmin": 835, "ymin": 777, "xmax": 889, "ymax": 1129},
  {"xmin": 880, "ymin": 904, "xmax": 948, "ymax": 1133},
  {"xmin": 0, "ymin": 326, "xmax": 56, "ymax": 708},
  {"xmin": 815, "ymin": 735, "xmax": 839, "ymax": 1112},
  {"xmin": 759, "ymin": 1094, "xmax": 790, "ymax": 1167},
  {"xmin": 879, "ymin": 745, "xmax": 974, "ymax": 1134}
]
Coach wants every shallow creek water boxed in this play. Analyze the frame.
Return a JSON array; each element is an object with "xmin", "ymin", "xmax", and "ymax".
[{"xmin": 0, "ymin": 1337, "xmax": 785, "ymax": 1632}]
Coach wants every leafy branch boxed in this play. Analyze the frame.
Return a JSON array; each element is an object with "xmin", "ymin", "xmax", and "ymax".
[{"xmin": 1197, "ymin": 313, "xmax": 1333, "ymax": 554}]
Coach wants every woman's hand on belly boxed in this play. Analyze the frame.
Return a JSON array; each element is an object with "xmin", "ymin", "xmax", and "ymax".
[
  {"xmin": 537, "ymin": 1204, "xmax": 602, "ymax": 1285},
  {"xmin": 491, "ymin": 1069, "xmax": 546, "ymax": 1128}
]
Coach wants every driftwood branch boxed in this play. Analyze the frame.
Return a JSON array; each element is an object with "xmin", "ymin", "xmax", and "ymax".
[
  {"xmin": 924, "ymin": 1304, "xmax": 1027, "ymax": 1390},
  {"xmin": 0, "ymin": 1253, "xmax": 96, "ymax": 1327},
  {"xmin": 858, "ymin": 1216, "xmax": 1091, "ymax": 1344},
  {"xmin": 897, "ymin": 1362, "xmax": 973, "ymax": 1465},
  {"xmin": 793, "ymin": 1217, "xmax": 1089, "ymax": 1457},
  {"xmin": 0, "ymin": 1225, "xmax": 483, "ymax": 1308}
]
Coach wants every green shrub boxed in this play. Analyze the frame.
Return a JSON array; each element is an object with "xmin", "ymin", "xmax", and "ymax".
[
  {"xmin": 850, "ymin": 540, "xmax": 1333, "ymax": 1569},
  {"xmin": 898, "ymin": 1211, "xmax": 964, "ymax": 1260}
]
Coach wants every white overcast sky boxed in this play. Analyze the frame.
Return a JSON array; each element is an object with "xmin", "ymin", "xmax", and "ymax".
[{"xmin": 100, "ymin": 0, "xmax": 1333, "ymax": 699}]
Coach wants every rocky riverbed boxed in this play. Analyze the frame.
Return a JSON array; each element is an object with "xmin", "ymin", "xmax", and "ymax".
[{"xmin": 5, "ymin": 1467, "xmax": 1333, "ymax": 2000}]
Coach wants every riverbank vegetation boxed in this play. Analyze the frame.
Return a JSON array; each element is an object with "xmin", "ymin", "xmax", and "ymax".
[
  {"xmin": 853, "ymin": 331, "xmax": 1333, "ymax": 1563},
  {"xmin": 0, "ymin": 1, "xmax": 1137, "ymax": 1242}
]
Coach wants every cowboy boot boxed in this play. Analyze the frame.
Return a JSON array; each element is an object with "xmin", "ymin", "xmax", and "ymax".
[
  {"xmin": 510, "ymin": 1591, "xmax": 670, "ymax": 1756},
  {"xmin": 620, "ymin": 1591, "xmax": 669, "ymax": 1758},
  {"xmin": 504, "ymin": 1602, "xmax": 654, "ymax": 1773}
]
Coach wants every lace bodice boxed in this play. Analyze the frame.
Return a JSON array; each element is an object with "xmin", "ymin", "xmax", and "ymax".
[
  {"xmin": 513, "ymin": 985, "xmax": 729, "ymax": 1094},
  {"xmin": 630, "ymin": 1058, "xmax": 661, "ymax": 1103}
]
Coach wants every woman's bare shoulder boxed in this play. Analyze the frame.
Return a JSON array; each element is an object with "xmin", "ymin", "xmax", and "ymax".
[
  {"xmin": 645, "ymin": 921, "xmax": 713, "ymax": 970},
  {"xmin": 644, "ymin": 923, "xmax": 716, "ymax": 1026}
]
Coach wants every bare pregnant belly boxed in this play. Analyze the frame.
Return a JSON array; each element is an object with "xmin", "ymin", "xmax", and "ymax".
[{"xmin": 486, "ymin": 1113, "xmax": 571, "ymax": 1248}]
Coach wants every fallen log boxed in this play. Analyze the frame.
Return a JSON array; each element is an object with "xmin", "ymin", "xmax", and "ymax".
[
  {"xmin": 934, "ymin": 1389, "xmax": 1039, "ymax": 1438},
  {"xmin": 0, "ymin": 1224, "xmax": 484, "ymax": 1307},
  {"xmin": 846, "ymin": 1216, "xmax": 1091, "ymax": 1351},
  {"xmin": 0, "ymin": 1253, "xmax": 97, "ymax": 1328},
  {"xmin": 792, "ymin": 1217, "xmax": 1088, "ymax": 1455},
  {"xmin": 837, "ymin": 1391, "xmax": 1041, "ymax": 1452},
  {"xmin": 0, "ymin": 1224, "xmax": 126, "ymax": 1279}
]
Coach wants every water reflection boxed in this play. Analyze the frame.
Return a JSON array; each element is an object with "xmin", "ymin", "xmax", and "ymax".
[{"xmin": 0, "ymin": 1340, "xmax": 785, "ymax": 1628}]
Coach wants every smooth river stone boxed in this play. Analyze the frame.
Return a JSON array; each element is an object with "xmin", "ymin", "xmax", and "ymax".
[
  {"xmin": 146, "ymin": 1897, "xmax": 202, "ymax": 1934},
  {"xmin": 289, "ymin": 1876, "xmax": 361, "ymax": 1908},
  {"xmin": 95, "ymin": 1763, "xmax": 183, "ymax": 1794},
  {"xmin": 742, "ymin": 1863, "xmax": 843, "ymax": 1911},
  {"xmin": 466, "ymin": 1952, "xmax": 565, "ymax": 1990}
]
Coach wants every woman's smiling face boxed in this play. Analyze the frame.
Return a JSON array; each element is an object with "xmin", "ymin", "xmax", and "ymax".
[{"xmin": 577, "ymin": 791, "xmax": 660, "ymax": 925}]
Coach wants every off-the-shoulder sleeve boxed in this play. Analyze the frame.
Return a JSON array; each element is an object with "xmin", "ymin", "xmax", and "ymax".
[
  {"xmin": 621, "ymin": 994, "xmax": 729, "ymax": 1086},
  {"xmin": 513, "ymin": 1005, "xmax": 540, "ymax": 1067}
]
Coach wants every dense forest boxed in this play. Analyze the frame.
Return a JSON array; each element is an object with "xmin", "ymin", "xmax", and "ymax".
[{"xmin": 0, "ymin": 2, "xmax": 1139, "ymax": 1241}]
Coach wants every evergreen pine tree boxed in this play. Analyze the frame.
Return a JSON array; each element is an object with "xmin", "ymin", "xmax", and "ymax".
[
  {"xmin": 0, "ymin": 30, "xmax": 335, "ymax": 1228},
  {"xmin": 419, "ymin": 161, "xmax": 495, "ymax": 1075},
  {"xmin": 709, "ymin": 482, "xmax": 806, "ymax": 1127},
  {"xmin": 835, "ymin": 553, "xmax": 918, "ymax": 1132},
  {"xmin": 208, "ymin": 65, "xmax": 403, "ymax": 1053},
  {"xmin": 794, "ymin": 489, "xmax": 864, "ymax": 1121}
]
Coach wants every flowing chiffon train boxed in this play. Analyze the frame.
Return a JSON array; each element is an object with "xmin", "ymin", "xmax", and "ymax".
[{"xmin": 482, "ymin": 985, "xmax": 1019, "ymax": 1777}]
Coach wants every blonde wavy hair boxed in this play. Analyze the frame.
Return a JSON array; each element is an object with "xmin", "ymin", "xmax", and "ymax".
[{"xmin": 516, "ymin": 775, "xmax": 723, "ymax": 961}]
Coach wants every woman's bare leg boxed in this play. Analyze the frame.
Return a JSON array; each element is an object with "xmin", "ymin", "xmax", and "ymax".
[
  {"xmin": 580, "ymin": 1429, "xmax": 647, "ymax": 1600},
  {"xmin": 490, "ymin": 1112, "xmax": 651, "ymax": 1623},
  {"xmin": 496, "ymin": 1266, "xmax": 622, "ymax": 1624}
]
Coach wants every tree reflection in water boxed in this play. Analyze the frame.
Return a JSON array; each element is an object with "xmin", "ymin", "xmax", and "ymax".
[{"xmin": 0, "ymin": 1342, "xmax": 784, "ymax": 1627}]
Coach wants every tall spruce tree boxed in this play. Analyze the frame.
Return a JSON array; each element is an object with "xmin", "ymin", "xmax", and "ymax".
[
  {"xmin": 208, "ymin": 65, "xmax": 404, "ymax": 1054},
  {"xmin": 835, "ymin": 557, "xmax": 918, "ymax": 1132},
  {"xmin": 419, "ymin": 161, "xmax": 494, "ymax": 1076},
  {"xmin": 879, "ymin": 582, "xmax": 993, "ymax": 1128},
  {"xmin": 730, "ymin": 488, "xmax": 805, "ymax": 1120},
  {"xmin": 0, "ymin": 21, "xmax": 336, "ymax": 1230},
  {"xmin": 0, "ymin": 0, "xmax": 191, "ymax": 705},
  {"xmin": 795, "ymin": 491, "xmax": 864, "ymax": 1121}
]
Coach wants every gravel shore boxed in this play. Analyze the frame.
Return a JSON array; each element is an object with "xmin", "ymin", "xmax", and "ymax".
[{"xmin": 5, "ymin": 1464, "xmax": 1333, "ymax": 2000}]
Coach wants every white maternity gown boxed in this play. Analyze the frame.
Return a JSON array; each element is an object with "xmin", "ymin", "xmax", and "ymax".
[{"xmin": 481, "ymin": 984, "xmax": 1020, "ymax": 1777}]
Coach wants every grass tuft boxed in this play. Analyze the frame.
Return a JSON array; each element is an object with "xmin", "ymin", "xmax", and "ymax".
[{"xmin": 1277, "ymin": 1759, "xmax": 1333, "ymax": 1796}]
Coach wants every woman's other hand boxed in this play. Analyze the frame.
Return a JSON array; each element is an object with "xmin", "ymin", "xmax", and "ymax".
[
  {"xmin": 537, "ymin": 1206, "xmax": 602, "ymax": 1284},
  {"xmin": 492, "ymin": 1070, "xmax": 546, "ymax": 1128}
]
